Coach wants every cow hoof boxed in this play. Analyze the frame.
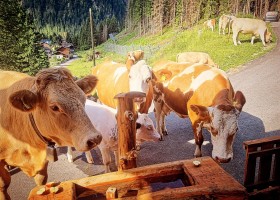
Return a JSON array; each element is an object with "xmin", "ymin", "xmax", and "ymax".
[
  {"xmin": 163, "ymin": 130, "xmax": 168, "ymax": 136},
  {"xmin": 159, "ymin": 136, "xmax": 164, "ymax": 141},
  {"xmin": 136, "ymin": 145, "xmax": 141, "ymax": 151}
]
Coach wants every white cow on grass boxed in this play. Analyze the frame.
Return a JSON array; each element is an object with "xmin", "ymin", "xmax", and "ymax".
[
  {"xmin": 67, "ymin": 99, "xmax": 160, "ymax": 173},
  {"xmin": 232, "ymin": 18, "xmax": 272, "ymax": 46}
]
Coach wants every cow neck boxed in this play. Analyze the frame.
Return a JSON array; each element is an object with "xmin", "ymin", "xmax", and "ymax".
[
  {"xmin": 28, "ymin": 113, "xmax": 55, "ymax": 148},
  {"xmin": 126, "ymin": 57, "xmax": 136, "ymax": 70}
]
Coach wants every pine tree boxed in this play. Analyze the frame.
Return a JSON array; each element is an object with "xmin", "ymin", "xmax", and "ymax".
[{"xmin": 0, "ymin": 0, "xmax": 49, "ymax": 75}]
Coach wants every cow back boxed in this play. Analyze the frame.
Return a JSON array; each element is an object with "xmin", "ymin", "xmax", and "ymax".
[{"xmin": 93, "ymin": 61, "xmax": 129, "ymax": 108}]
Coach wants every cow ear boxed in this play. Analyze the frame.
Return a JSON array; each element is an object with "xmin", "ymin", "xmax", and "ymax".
[
  {"xmin": 233, "ymin": 91, "xmax": 246, "ymax": 112},
  {"xmin": 158, "ymin": 69, "xmax": 172, "ymax": 81},
  {"xmin": 76, "ymin": 75, "xmax": 98, "ymax": 95},
  {"xmin": 190, "ymin": 105, "xmax": 210, "ymax": 119},
  {"xmin": 136, "ymin": 122, "xmax": 141, "ymax": 129},
  {"xmin": 9, "ymin": 90, "xmax": 38, "ymax": 112}
]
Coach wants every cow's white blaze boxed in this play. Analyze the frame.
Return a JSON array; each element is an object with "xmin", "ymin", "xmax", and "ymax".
[
  {"xmin": 113, "ymin": 67, "xmax": 127, "ymax": 85},
  {"xmin": 128, "ymin": 60, "xmax": 152, "ymax": 93}
]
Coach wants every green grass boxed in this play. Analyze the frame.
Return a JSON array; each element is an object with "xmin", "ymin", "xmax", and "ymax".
[{"xmin": 66, "ymin": 23, "xmax": 276, "ymax": 77}]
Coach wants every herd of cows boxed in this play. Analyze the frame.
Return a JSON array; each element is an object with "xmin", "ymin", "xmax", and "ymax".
[
  {"xmin": 0, "ymin": 14, "xmax": 274, "ymax": 200},
  {"xmin": 205, "ymin": 14, "xmax": 272, "ymax": 46}
]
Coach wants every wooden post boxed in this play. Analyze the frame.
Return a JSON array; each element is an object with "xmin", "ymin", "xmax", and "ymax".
[
  {"xmin": 114, "ymin": 92, "xmax": 146, "ymax": 171},
  {"xmin": 89, "ymin": 8, "xmax": 96, "ymax": 67}
]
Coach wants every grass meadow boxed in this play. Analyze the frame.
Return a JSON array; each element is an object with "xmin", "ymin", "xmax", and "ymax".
[{"xmin": 66, "ymin": 22, "xmax": 276, "ymax": 77}]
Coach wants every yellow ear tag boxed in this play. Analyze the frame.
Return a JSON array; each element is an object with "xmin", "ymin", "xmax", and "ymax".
[{"xmin": 161, "ymin": 74, "xmax": 166, "ymax": 81}]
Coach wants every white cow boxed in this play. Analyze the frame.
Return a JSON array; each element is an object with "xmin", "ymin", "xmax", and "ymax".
[
  {"xmin": 232, "ymin": 18, "xmax": 272, "ymax": 46},
  {"xmin": 67, "ymin": 100, "xmax": 160, "ymax": 173},
  {"xmin": 218, "ymin": 14, "xmax": 236, "ymax": 35},
  {"xmin": 176, "ymin": 52, "xmax": 219, "ymax": 68}
]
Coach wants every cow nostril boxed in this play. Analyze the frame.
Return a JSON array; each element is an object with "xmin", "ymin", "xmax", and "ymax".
[
  {"xmin": 87, "ymin": 135, "xmax": 103, "ymax": 149},
  {"xmin": 87, "ymin": 140, "xmax": 95, "ymax": 149},
  {"xmin": 96, "ymin": 134, "xmax": 102, "ymax": 144}
]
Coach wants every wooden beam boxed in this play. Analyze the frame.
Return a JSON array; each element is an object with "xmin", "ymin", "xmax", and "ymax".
[{"xmin": 114, "ymin": 92, "xmax": 146, "ymax": 171}]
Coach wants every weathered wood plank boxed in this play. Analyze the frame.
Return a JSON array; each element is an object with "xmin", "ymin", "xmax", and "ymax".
[
  {"xmin": 273, "ymin": 141, "xmax": 280, "ymax": 182},
  {"xmin": 28, "ymin": 182, "xmax": 76, "ymax": 200},
  {"xmin": 28, "ymin": 157, "xmax": 247, "ymax": 200},
  {"xmin": 244, "ymin": 145, "xmax": 258, "ymax": 187},
  {"xmin": 243, "ymin": 135, "xmax": 280, "ymax": 147}
]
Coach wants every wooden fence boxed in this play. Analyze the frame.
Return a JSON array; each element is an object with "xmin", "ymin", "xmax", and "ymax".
[
  {"xmin": 243, "ymin": 135, "xmax": 280, "ymax": 198},
  {"xmin": 104, "ymin": 43, "xmax": 161, "ymax": 59}
]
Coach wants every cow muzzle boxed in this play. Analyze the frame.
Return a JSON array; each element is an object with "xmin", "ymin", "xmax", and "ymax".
[
  {"xmin": 214, "ymin": 156, "xmax": 231, "ymax": 163},
  {"xmin": 86, "ymin": 134, "xmax": 102, "ymax": 150}
]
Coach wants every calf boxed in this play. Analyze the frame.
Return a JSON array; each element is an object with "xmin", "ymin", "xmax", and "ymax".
[
  {"xmin": 0, "ymin": 68, "xmax": 102, "ymax": 199},
  {"xmin": 67, "ymin": 100, "xmax": 160, "ymax": 173},
  {"xmin": 176, "ymin": 52, "xmax": 219, "ymax": 68},
  {"xmin": 232, "ymin": 18, "xmax": 272, "ymax": 46},
  {"xmin": 152, "ymin": 64, "xmax": 246, "ymax": 163},
  {"xmin": 204, "ymin": 19, "xmax": 216, "ymax": 31}
]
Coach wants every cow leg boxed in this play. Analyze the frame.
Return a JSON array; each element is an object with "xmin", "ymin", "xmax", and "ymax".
[
  {"xmin": 0, "ymin": 161, "xmax": 11, "ymax": 200},
  {"xmin": 85, "ymin": 151, "xmax": 94, "ymax": 164},
  {"xmin": 260, "ymin": 33, "xmax": 266, "ymax": 46},
  {"xmin": 251, "ymin": 35, "xmax": 255, "ymax": 45},
  {"xmin": 67, "ymin": 146, "xmax": 74, "ymax": 163},
  {"xmin": 34, "ymin": 161, "xmax": 48, "ymax": 186},
  {"xmin": 161, "ymin": 113, "xmax": 168, "ymax": 136},
  {"xmin": 192, "ymin": 124, "xmax": 204, "ymax": 158},
  {"xmin": 113, "ymin": 150, "xmax": 119, "ymax": 167},
  {"xmin": 153, "ymin": 100, "xmax": 164, "ymax": 140},
  {"xmin": 99, "ymin": 147, "xmax": 111, "ymax": 173},
  {"xmin": 232, "ymin": 31, "xmax": 239, "ymax": 45}
]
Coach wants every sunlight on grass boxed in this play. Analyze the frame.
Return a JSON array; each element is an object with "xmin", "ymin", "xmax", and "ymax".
[{"xmin": 67, "ymin": 22, "xmax": 276, "ymax": 77}]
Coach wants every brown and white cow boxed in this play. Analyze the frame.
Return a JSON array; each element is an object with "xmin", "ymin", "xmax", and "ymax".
[
  {"xmin": 176, "ymin": 52, "xmax": 219, "ymax": 68},
  {"xmin": 0, "ymin": 68, "xmax": 102, "ymax": 199},
  {"xmin": 152, "ymin": 61, "xmax": 197, "ymax": 138},
  {"xmin": 152, "ymin": 64, "xmax": 246, "ymax": 163},
  {"xmin": 92, "ymin": 50, "xmax": 153, "ymax": 113},
  {"xmin": 204, "ymin": 19, "xmax": 216, "ymax": 31},
  {"xmin": 232, "ymin": 18, "xmax": 272, "ymax": 46}
]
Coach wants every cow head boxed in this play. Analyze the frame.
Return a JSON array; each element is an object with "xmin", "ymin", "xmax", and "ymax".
[
  {"xmin": 136, "ymin": 113, "xmax": 161, "ymax": 143},
  {"xmin": 9, "ymin": 68, "xmax": 102, "ymax": 151},
  {"xmin": 126, "ymin": 50, "xmax": 144, "ymax": 70},
  {"xmin": 128, "ymin": 60, "xmax": 153, "ymax": 106},
  {"xmin": 265, "ymin": 31, "xmax": 272, "ymax": 43},
  {"xmin": 190, "ymin": 91, "xmax": 246, "ymax": 163}
]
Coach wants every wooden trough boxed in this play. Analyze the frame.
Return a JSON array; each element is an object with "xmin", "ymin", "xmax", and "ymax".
[
  {"xmin": 28, "ymin": 92, "xmax": 247, "ymax": 199},
  {"xmin": 28, "ymin": 156, "xmax": 247, "ymax": 200}
]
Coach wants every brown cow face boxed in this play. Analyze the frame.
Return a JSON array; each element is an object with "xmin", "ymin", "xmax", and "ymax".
[{"xmin": 9, "ymin": 68, "xmax": 102, "ymax": 151}]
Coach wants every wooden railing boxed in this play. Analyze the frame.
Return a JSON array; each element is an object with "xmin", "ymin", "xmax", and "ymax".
[{"xmin": 243, "ymin": 135, "xmax": 280, "ymax": 194}]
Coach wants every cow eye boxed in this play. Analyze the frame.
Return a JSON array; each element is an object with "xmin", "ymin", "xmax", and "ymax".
[
  {"xmin": 50, "ymin": 105, "xmax": 60, "ymax": 112},
  {"xmin": 146, "ymin": 77, "xmax": 151, "ymax": 83}
]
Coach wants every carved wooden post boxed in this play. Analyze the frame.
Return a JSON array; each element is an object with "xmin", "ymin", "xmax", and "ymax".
[{"xmin": 114, "ymin": 92, "xmax": 146, "ymax": 171}]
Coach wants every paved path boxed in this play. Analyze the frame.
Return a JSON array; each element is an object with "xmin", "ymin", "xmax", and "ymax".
[{"xmin": 8, "ymin": 23, "xmax": 280, "ymax": 199}]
